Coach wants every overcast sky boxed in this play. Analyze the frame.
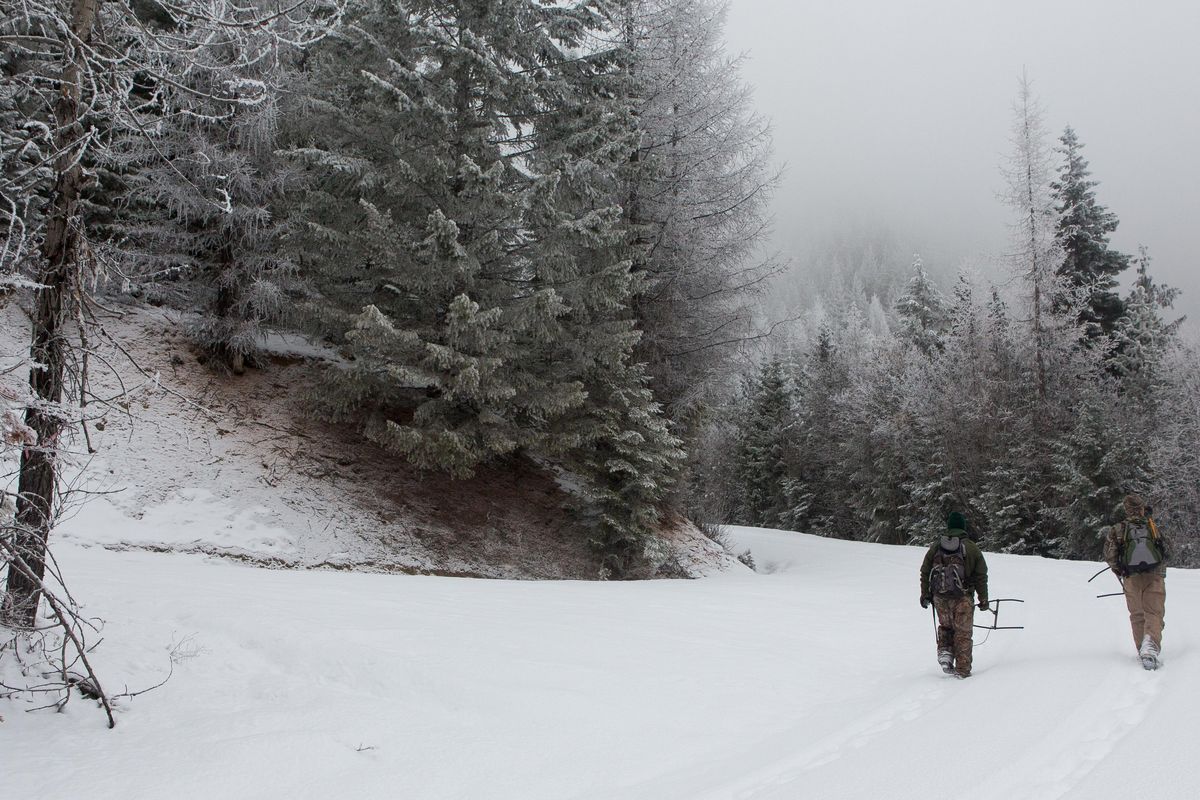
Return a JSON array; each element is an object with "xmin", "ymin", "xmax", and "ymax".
[{"xmin": 723, "ymin": 0, "xmax": 1200, "ymax": 321}]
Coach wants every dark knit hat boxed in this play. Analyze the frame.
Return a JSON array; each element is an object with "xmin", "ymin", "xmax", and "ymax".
[{"xmin": 946, "ymin": 511, "xmax": 967, "ymax": 532}]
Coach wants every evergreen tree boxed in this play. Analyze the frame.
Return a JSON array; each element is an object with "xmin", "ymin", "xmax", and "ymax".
[
  {"xmin": 785, "ymin": 325, "xmax": 849, "ymax": 535},
  {"xmin": 894, "ymin": 255, "xmax": 948, "ymax": 355},
  {"xmin": 844, "ymin": 342, "xmax": 912, "ymax": 544},
  {"xmin": 1048, "ymin": 394, "xmax": 1146, "ymax": 559},
  {"xmin": 733, "ymin": 360, "xmax": 793, "ymax": 527},
  {"xmin": 1107, "ymin": 247, "xmax": 1184, "ymax": 394},
  {"xmin": 574, "ymin": 360, "xmax": 683, "ymax": 576},
  {"xmin": 291, "ymin": 0, "xmax": 617, "ymax": 473},
  {"xmin": 866, "ymin": 294, "xmax": 891, "ymax": 339},
  {"xmin": 1051, "ymin": 126, "xmax": 1129, "ymax": 341},
  {"xmin": 121, "ymin": 27, "xmax": 299, "ymax": 372},
  {"xmin": 1149, "ymin": 345, "xmax": 1200, "ymax": 565},
  {"xmin": 290, "ymin": 0, "xmax": 681, "ymax": 563}
]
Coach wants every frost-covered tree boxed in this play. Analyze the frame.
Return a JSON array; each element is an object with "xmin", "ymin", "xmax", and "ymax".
[
  {"xmin": 733, "ymin": 360, "xmax": 793, "ymax": 527},
  {"xmin": 1047, "ymin": 392, "xmax": 1146, "ymax": 559},
  {"xmin": 1107, "ymin": 247, "xmax": 1184, "ymax": 395},
  {"xmin": 1002, "ymin": 74, "xmax": 1064, "ymax": 402},
  {"xmin": 1149, "ymin": 345, "xmax": 1200, "ymax": 565},
  {"xmin": 574, "ymin": 359, "xmax": 683, "ymax": 576},
  {"xmin": 1051, "ymin": 126, "xmax": 1129, "ymax": 341},
  {"xmin": 291, "ymin": 1, "xmax": 615, "ymax": 471},
  {"xmin": 619, "ymin": 0, "xmax": 779, "ymax": 416},
  {"xmin": 1, "ymin": 31, "xmax": 50, "ymax": 284},
  {"xmin": 840, "ymin": 339, "xmax": 913, "ymax": 544},
  {"xmin": 894, "ymin": 254, "xmax": 948, "ymax": 355},
  {"xmin": 120, "ymin": 24, "xmax": 304, "ymax": 372},
  {"xmin": 0, "ymin": 0, "xmax": 337, "ymax": 626},
  {"xmin": 289, "ymin": 0, "xmax": 681, "ymax": 564},
  {"xmin": 866, "ymin": 294, "xmax": 891, "ymax": 339},
  {"xmin": 784, "ymin": 324, "xmax": 851, "ymax": 535}
]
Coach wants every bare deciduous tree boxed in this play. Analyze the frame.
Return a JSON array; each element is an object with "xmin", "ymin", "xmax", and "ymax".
[{"xmin": 1, "ymin": 0, "xmax": 341, "ymax": 626}]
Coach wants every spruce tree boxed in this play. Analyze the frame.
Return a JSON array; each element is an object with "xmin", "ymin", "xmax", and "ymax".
[
  {"xmin": 1049, "ymin": 395, "xmax": 1146, "ymax": 559},
  {"xmin": 291, "ymin": 0, "xmax": 619, "ymax": 474},
  {"xmin": 1002, "ymin": 74, "xmax": 1063, "ymax": 403},
  {"xmin": 573, "ymin": 360, "xmax": 683, "ymax": 576},
  {"xmin": 1107, "ymin": 248, "xmax": 1183, "ymax": 394},
  {"xmin": 894, "ymin": 255, "xmax": 948, "ymax": 356},
  {"xmin": 1149, "ymin": 346, "xmax": 1200, "ymax": 565},
  {"xmin": 733, "ymin": 360, "xmax": 794, "ymax": 527},
  {"xmin": 786, "ymin": 325, "xmax": 849, "ymax": 535},
  {"xmin": 1051, "ymin": 126, "xmax": 1129, "ymax": 341},
  {"xmin": 290, "ymin": 0, "xmax": 682, "ymax": 563},
  {"xmin": 120, "ymin": 29, "xmax": 298, "ymax": 372},
  {"xmin": 844, "ymin": 343, "xmax": 912, "ymax": 544}
]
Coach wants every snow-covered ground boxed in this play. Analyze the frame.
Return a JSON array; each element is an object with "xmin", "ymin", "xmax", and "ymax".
[
  {"xmin": 3, "ymin": 525, "xmax": 1195, "ymax": 799},
  {"xmin": 1, "ymin": 302, "xmax": 735, "ymax": 579}
]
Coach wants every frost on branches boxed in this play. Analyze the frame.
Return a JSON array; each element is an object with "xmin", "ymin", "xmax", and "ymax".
[
  {"xmin": 287, "ymin": 0, "xmax": 681, "ymax": 568},
  {"xmin": 1, "ymin": 0, "xmax": 342, "ymax": 624}
]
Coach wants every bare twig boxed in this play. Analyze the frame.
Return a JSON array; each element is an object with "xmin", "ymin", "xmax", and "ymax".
[{"xmin": 0, "ymin": 538, "xmax": 115, "ymax": 727}]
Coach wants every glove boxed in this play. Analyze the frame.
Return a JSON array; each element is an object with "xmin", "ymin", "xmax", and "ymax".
[
  {"xmin": 920, "ymin": 596, "xmax": 931, "ymax": 609},
  {"xmin": 978, "ymin": 599, "xmax": 990, "ymax": 611},
  {"xmin": 1113, "ymin": 566, "xmax": 1128, "ymax": 578}
]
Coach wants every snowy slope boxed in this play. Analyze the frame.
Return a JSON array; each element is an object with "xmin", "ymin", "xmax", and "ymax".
[
  {"xmin": 3, "ymin": 526, "xmax": 1196, "ymax": 799},
  {"xmin": 0, "ymin": 302, "xmax": 736, "ymax": 579}
]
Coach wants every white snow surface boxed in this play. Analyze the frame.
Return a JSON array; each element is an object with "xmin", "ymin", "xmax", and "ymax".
[{"xmin": 4, "ymin": 525, "xmax": 1196, "ymax": 799}]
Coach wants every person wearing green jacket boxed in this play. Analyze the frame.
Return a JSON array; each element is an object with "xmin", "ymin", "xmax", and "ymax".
[{"xmin": 919, "ymin": 511, "xmax": 989, "ymax": 678}]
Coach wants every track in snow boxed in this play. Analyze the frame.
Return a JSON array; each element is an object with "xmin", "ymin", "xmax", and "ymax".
[{"xmin": 2, "ymin": 526, "xmax": 1195, "ymax": 799}]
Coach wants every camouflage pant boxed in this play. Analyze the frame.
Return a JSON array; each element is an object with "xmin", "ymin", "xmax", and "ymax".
[
  {"xmin": 933, "ymin": 594, "xmax": 975, "ymax": 676},
  {"xmin": 1123, "ymin": 572, "xmax": 1166, "ymax": 653}
]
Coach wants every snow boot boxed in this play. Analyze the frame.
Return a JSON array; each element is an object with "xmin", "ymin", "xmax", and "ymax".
[
  {"xmin": 1139, "ymin": 634, "xmax": 1160, "ymax": 671},
  {"xmin": 938, "ymin": 650, "xmax": 954, "ymax": 674}
]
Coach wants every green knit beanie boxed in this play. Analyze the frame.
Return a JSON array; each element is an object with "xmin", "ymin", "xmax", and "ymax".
[{"xmin": 946, "ymin": 511, "xmax": 967, "ymax": 532}]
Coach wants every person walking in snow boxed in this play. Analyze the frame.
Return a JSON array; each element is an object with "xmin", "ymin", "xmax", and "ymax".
[
  {"xmin": 1103, "ymin": 494, "xmax": 1170, "ymax": 670},
  {"xmin": 919, "ymin": 511, "xmax": 989, "ymax": 678}
]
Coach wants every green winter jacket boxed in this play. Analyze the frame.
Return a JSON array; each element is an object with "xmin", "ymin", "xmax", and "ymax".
[{"xmin": 920, "ymin": 533, "xmax": 989, "ymax": 601}]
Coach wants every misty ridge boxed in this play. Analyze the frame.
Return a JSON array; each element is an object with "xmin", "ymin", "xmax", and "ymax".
[
  {"xmin": 725, "ymin": 0, "xmax": 1200, "ymax": 331},
  {"xmin": 703, "ymin": 2, "xmax": 1196, "ymax": 566}
]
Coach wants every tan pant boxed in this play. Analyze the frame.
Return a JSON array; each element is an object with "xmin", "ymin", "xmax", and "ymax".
[
  {"xmin": 933, "ymin": 595, "xmax": 975, "ymax": 676},
  {"xmin": 1123, "ymin": 572, "xmax": 1166, "ymax": 653}
]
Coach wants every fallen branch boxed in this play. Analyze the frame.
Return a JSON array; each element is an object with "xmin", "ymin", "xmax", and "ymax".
[{"xmin": 1, "ymin": 536, "xmax": 115, "ymax": 727}]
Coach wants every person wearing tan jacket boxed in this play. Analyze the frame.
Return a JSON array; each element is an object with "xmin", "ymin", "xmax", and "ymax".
[{"xmin": 1103, "ymin": 494, "xmax": 1170, "ymax": 670}]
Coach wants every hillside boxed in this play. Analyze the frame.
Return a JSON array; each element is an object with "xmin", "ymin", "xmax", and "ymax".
[
  {"xmin": 0, "ymin": 300, "xmax": 736, "ymax": 579},
  {"xmin": 2, "ymin": 526, "xmax": 1196, "ymax": 798}
]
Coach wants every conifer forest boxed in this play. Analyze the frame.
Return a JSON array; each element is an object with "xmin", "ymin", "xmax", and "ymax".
[{"xmin": 2, "ymin": 0, "xmax": 1198, "ymax": 624}]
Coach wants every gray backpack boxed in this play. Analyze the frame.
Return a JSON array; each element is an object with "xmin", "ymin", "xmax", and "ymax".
[
  {"xmin": 930, "ymin": 536, "xmax": 967, "ymax": 596},
  {"xmin": 1122, "ymin": 520, "xmax": 1166, "ymax": 574}
]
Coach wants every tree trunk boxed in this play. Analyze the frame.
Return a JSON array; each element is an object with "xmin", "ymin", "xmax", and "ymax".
[
  {"xmin": 214, "ymin": 245, "xmax": 246, "ymax": 374},
  {"xmin": 4, "ymin": 0, "xmax": 100, "ymax": 628}
]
